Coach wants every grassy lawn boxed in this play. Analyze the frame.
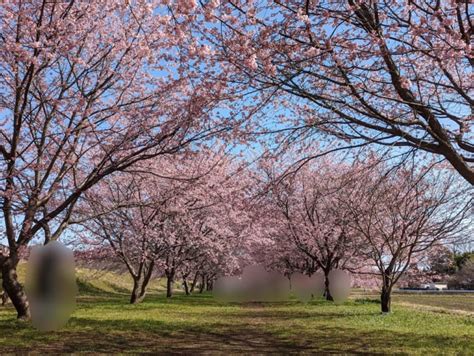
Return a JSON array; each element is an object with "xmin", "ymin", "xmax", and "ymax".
[
  {"xmin": 1, "ymin": 270, "xmax": 473, "ymax": 354},
  {"xmin": 1, "ymin": 289, "xmax": 473, "ymax": 354},
  {"xmin": 391, "ymin": 294, "xmax": 474, "ymax": 313},
  {"xmin": 352, "ymin": 288, "xmax": 474, "ymax": 314}
]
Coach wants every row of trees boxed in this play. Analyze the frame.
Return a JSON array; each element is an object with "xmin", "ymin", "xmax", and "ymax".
[
  {"xmin": 256, "ymin": 156, "xmax": 472, "ymax": 312},
  {"xmin": 70, "ymin": 152, "xmax": 471, "ymax": 314},
  {"xmin": 0, "ymin": 0, "xmax": 233, "ymax": 319},
  {"xmin": 425, "ymin": 249, "xmax": 474, "ymax": 289},
  {"xmin": 73, "ymin": 149, "xmax": 254, "ymax": 303},
  {"xmin": 0, "ymin": 1, "xmax": 472, "ymax": 319}
]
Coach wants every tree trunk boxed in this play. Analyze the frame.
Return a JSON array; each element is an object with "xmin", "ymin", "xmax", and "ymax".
[
  {"xmin": 199, "ymin": 274, "xmax": 205, "ymax": 294},
  {"xmin": 1, "ymin": 258, "xmax": 30, "ymax": 320},
  {"xmin": 1, "ymin": 290, "xmax": 9, "ymax": 305},
  {"xmin": 190, "ymin": 271, "xmax": 199, "ymax": 293},
  {"xmin": 324, "ymin": 271, "xmax": 334, "ymax": 301},
  {"xmin": 129, "ymin": 261, "xmax": 154, "ymax": 304},
  {"xmin": 166, "ymin": 270, "xmax": 175, "ymax": 298},
  {"xmin": 183, "ymin": 278, "xmax": 190, "ymax": 295},
  {"xmin": 381, "ymin": 284, "xmax": 392, "ymax": 313},
  {"xmin": 206, "ymin": 277, "xmax": 213, "ymax": 291},
  {"xmin": 130, "ymin": 278, "xmax": 145, "ymax": 304}
]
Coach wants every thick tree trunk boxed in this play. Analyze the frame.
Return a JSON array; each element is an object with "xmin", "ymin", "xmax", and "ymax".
[
  {"xmin": 183, "ymin": 278, "xmax": 190, "ymax": 295},
  {"xmin": 129, "ymin": 262, "xmax": 154, "ymax": 304},
  {"xmin": 130, "ymin": 278, "xmax": 146, "ymax": 304},
  {"xmin": 1, "ymin": 258, "xmax": 30, "ymax": 319},
  {"xmin": 166, "ymin": 270, "xmax": 175, "ymax": 298},
  {"xmin": 324, "ymin": 271, "xmax": 334, "ymax": 301},
  {"xmin": 381, "ymin": 284, "xmax": 392, "ymax": 313}
]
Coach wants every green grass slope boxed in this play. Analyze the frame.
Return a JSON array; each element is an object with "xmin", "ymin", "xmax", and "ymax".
[{"xmin": 1, "ymin": 263, "xmax": 167, "ymax": 297}]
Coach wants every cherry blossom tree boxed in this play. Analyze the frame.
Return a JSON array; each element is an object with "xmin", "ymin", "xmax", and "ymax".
[
  {"xmin": 199, "ymin": 0, "xmax": 474, "ymax": 184},
  {"xmin": 258, "ymin": 223, "xmax": 317, "ymax": 280},
  {"xmin": 76, "ymin": 173, "xmax": 174, "ymax": 304},
  {"xmin": 154, "ymin": 151, "xmax": 253, "ymax": 298},
  {"xmin": 0, "ymin": 1, "xmax": 230, "ymax": 319},
  {"xmin": 258, "ymin": 156, "xmax": 368, "ymax": 300},
  {"xmin": 174, "ymin": 218, "xmax": 248, "ymax": 296},
  {"xmin": 345, "ymin": 164, "xmax": 473, "ymax": 312},
  {"xmin": 76, "ymin": 148, "xmax": 253, "ymax": 301},
  {"xmin": 157, "ymin": 208, "xmax": 219, "ymax": 298}
]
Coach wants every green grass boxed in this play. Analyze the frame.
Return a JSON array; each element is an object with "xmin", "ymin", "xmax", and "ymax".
[
  {"xmin": 74, "ymin": 268, "xmax": 167, "ymax": 296},
  {"xmin": 351, "ymin": 288, "xmax": 474, "ymax": 313},
  {"xmin": 4, "ymin": 264, "xmax": 167, "ymax": 296},
  {"xmin": 0, "ymin": 271, "xmax": 473, "ymax": 354},
  {"xmin": 392, "ymin": 294, "xmax": 474, "ymax": 313}
]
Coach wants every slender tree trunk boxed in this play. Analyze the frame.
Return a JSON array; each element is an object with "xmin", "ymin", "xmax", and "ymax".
[
  {"xmin": 190, "ymin": 271, "xmax": 199, "ymax": 293},
  {"xmin": 206, "ymin": 277, "xmax": 213, "ymax": 291},
  {"xmin": 381, "ymin": 281, "xmax": 392, "ymax": 313},
  {"xmin": 324, "ymin": 270, "xmax": 334, "ymax": 302},
  {"xmin": 166, "ymin": 269, "xmax": 175, "ymax": 298},
  {"xmin": 199, "ymin": 274, "xmax": 205, "ymax": 294},
  {"xmin": 1, "ymin": 290, "xmax": 9, "ymax": 305},
  {"xmin": 183, "ymin": 278, "xmax": 190, "ymax": 295},
  {"xmin": 1, "ymin": 258, "xmax": 30, "ymax": 319}
]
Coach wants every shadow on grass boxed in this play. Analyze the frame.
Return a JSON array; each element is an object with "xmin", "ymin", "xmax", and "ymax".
[
  {"xmin": 133, "ymin": 292, "xmax": 372, "ymax": 308},
  {"xmin": 0, "ymin": 312, "xmax": 472, "ymax": 354},
  {"xmin": 1, "ymin": 294, "xmax": 473, "ymax": 354},
  {"xmin": 0, "ymin": 313, "xmax": 301, "ymax": 354},
  {"xmin": 353, "ymin": 298, "xmax": 381, "ymax": 304}
]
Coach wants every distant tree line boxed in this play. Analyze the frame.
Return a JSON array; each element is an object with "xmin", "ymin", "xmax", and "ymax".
[{"xmin": 428, "ymin": 249, "xmax": 474, "ymax": 289}]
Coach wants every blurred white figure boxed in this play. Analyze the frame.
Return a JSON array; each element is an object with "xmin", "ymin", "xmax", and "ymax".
[
  {"xmin": 310, "ymin": 272, "xmax": 325, "ymax": 300},
  {"xmin": 291, "ymin": 273, "xmax": 313, "ymax": 303},
  {"xmin": 240, "ymin": 265, "xmax": 270, "ymax": 302},
  {"xmin": 292, "ymin": 272, "xmax": 326, "ymax": 303},
  {"xmin": 214, "ymin": 265, "xmax": 291, "ymax": 303},
  {"xmin": 266, "ymin": 271, "xmax": 290, "ymax": 302},
  {"xmin": 26, "ymin": 241, "xmax": 77, "ymax": 331},
  {"xmin": 328, "ymin": 269, "xmax": 351, "ymax": 304},
  {"xmin": 214, "ymin": 276, "xmax": 243, "ymax": 302}
]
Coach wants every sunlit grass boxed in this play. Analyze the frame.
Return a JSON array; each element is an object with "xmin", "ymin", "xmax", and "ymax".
[{"xmin": 0, "ymin": 270, "xmax": 473, "ymax": 354}]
